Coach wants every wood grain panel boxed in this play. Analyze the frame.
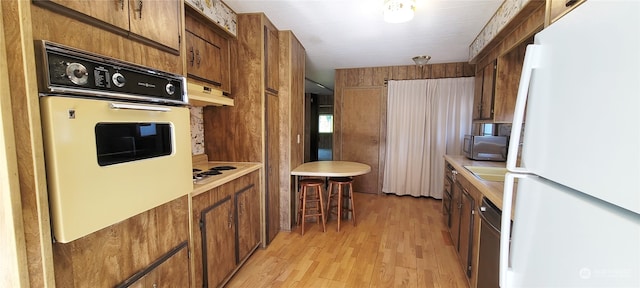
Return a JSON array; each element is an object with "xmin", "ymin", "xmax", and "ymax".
[
  {"xmin": 127, "ymin": 0, "xmax": 181, "ymax": 52},
  {"xmin": 204, "ymin": 196, "xmax": 236, "ymax": 287},
  {"xmin": 118, "ymin": 242, "xmax": 190, "ymax": 288},
  {"xmin": 52, "ymin": 196, "xmax": 189, "ymax": 287},
  {"xmin": 204, "ymin": 13, "xmax": 263, "ymax": 162},
  {"xmin": 265, "ymin": 20, "xmax": 279, "ymax": 94},
  {"xmin": 266, "ymin": 91, "xmax": 280, "ymax": 243},
  {"xmin": 192, "ymin": 183, "xmax": 234, "ymax": 288},
  {"xmin": 185, "ymin": 9, "xmax": 231, "ymax": 93},
  {"xmin": 278, "ymin": 31, "xmax": 305, "ymax": 231},
  {"xmin": 495, "ymin": 38, "xmax": 531, "ymax": 123},
  {"xmin": 341, "ymin": 88, "xmax": 382, "ymax": 194},
  {"xmin": 3, "ymin": 1, "xmax": 55, "ymax": 286},
  {"xmin": 236, "ymin": 182, "xmax": 260, "ymax": 263},
  {"xmin": 480, "ymin": 61, "xmax": 496, "ymax": 120},
  {"xmin": 0, "ymin": 4, "xmax": 29, "ymax": 285}
]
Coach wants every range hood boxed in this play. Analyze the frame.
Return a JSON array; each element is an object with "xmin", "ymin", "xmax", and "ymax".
[{"xmin": 187, "ymin": 81, "xmax": 234, "ymax": 106}]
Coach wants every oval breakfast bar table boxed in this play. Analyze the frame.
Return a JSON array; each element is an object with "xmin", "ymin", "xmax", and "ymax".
[{"xmin": 291, "ymin": 161, "xmax": 371, "ymax": 232}]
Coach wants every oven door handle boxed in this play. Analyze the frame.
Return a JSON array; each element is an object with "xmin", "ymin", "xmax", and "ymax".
[{"xmin": 110, "ymin": 103, "xmax": 171, "ymax": 112}]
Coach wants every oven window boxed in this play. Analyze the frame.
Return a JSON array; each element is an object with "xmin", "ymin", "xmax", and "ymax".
[{"xmin": 95, "ymin": 123, "xmax": 172, "ymax": 166}]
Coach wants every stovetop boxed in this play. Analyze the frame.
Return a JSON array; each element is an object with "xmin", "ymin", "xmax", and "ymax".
[{"xmin": 192, "ymin": 165, "xmax": 237, "ymax": 183}]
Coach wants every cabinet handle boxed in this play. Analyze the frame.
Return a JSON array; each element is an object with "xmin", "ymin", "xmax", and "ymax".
[
  {"xmin": 565, "ymin": 0, "xmax": 578, "ymax": 7},
  {"xmin": 228, "ymin": 212, "xmax": 233, "ymax": 229},
  {"xmin": 119, "ymin": 0, "xmax": 125, "ymax": 10},
  {"xmin": 196, "ymin": 49, "xmax": 201, "ymax": 67},
  {"xmin": 136, "ymin": 0, "xmax": 143, "ymax": 19},
  {"xmin": 189, "ymin": 47, "xmax": 195, "ymax": 66}
]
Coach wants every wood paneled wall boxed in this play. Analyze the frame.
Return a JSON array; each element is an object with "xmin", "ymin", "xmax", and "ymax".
[
  {"xmin": 334, "ymin": 63, "xmax": 475, "ymax": 193},
  {"xmin": 53, "ymin": 196, "xmax": 189, "ymax": 287},
  {"xmin": 277, "ymin": 31, "xmax": 305, "ymax": 231},
  {"xmin": 204, "ymin": 13, "xmax": 264, "ymax": 162},
  {"xmin": 2, "ymin": 1, "xmax": 55, "ymax": 286}
]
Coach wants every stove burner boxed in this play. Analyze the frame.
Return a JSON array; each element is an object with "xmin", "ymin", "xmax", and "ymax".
[
  {"xmin": 201, "ymin": 170, "xmax": 222, "ymax": 176},
  {"xmin": 212, "ymin": 166, "xmax": 236, "ymax": 171},
  {"xmin": 193, "ymin": 165, "xmax": 237, "ymax": 183}
]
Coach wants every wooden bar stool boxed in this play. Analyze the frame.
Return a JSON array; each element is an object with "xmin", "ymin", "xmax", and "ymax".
[
  {"xmin": 326, "ymin": 177, "xmax": 356, "ymax": 232},
  {"xmin": 297, "ymin": 178, "xmax": 326, "ymax": 235}
]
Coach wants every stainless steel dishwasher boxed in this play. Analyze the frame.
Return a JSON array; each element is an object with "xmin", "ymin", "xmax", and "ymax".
[{"xmin": 477, "ymin": 197, "xmax": 502, "ymax": 288}]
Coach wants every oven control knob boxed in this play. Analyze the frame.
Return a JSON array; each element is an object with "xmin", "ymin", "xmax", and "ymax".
[
  {"xmin": 165, "ymin": 83, "xmax": 176, "ymax": 95},
  {"xmin": 112, "ymin": 73, "xmax": 126, "ymax": 88},
  {"xmin": 65, "ymin": 63, "xmax": 88, "ymax": 85}
]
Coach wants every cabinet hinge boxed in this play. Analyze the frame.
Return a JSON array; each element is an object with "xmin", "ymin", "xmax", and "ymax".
[{"xmin": 199, "ymin": 219, "xmax": 204, "ymax": 230}]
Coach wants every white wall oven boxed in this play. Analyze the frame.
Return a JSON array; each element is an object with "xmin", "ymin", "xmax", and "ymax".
[{"xmin": 35, "ymin": 41, "xmax": 192, "ymax": 243}]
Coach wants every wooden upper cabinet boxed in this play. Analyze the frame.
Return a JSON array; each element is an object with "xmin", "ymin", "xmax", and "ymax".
[
  {"xmin": 547, "ymin": 0, "xmax": 586, "ymax": 26},
  {"xmin": 38, "ymin": 0, "xmax": 129, "ymax": 30},
  {"xmin": 127, "ymin": 0, "xmax": 181, "ymax": 52},
  {"xmin": 474, "ymin": 37, "xmax": 531, "ymax": 124},
  {"xmin": 264, "ymin": 22, "xmax": 279, "ymax": 94},
  {"xmin": 473, "ymin": 60, "xmax": 496, "ymax": 121},
  {"xmin": 35, "ymin": 0, "xmax": 181, "ymax": 53},
  {"xmin": 185, "ymin": 10, "xmax": 232, "ymax": 94}
]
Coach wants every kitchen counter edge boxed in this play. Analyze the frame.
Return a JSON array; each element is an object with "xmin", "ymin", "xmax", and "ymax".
[
  {"xmin": 444, "ymin": 155, "xmax": 506, "ymax": 210},
  {"xmin": 191, "ymin": 162, "xmax": 263, "ymax": 197}
]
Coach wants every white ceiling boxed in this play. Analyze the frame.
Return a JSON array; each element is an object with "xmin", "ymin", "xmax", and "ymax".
[{"xmin": 223, "ymin": 0, "xmax": 503, "ymax": 94}]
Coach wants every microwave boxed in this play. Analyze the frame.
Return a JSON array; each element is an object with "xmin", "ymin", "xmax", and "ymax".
[{"xmin": 463, "ymin": 135, "xmax": 508, "ymax": 161}]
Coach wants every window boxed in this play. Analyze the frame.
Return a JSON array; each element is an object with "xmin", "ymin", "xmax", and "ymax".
[{"xmin": 319, "ymin": 114, "xmax": 333, "ymax": 133}]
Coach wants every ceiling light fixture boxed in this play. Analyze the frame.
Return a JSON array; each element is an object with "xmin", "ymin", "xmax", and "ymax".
[
  {"xmin": 383, "ymin": 0, "xmax": 416, "ymax": 23},
  {"xmin": 412, "ymin": 55, "xmax": 431, "ymax": 66}
]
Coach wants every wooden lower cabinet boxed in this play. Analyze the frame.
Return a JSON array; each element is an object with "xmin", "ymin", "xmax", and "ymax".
[
  {"xmin": 444, "ymin": 160, "xmax": 480, "ymax": 286},
  {"xmin": 192, "ymin": 171, "xmax": 261, "ymax": 288},
  {"xmin": 235, "ymin": 183, "xmax": 261, "ymax": 263}
]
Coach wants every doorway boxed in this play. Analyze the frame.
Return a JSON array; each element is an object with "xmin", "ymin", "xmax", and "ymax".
[{"xmin": 305, "ymin": 93, "xmax": 334, "ymax": 162}]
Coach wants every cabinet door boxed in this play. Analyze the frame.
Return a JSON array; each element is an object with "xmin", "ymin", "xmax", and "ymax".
[
  {"xmin": 449, "ymin": 180, "xmax": 462, "ymax": 248},
  {"xmin": 264, "ymin": 23, "xmax": 279, "ymax": 94},
  {"xmin": 480, "ymin": 61, "xmax": 496, "ymax": 120},
  {"xmin": 185, "ymin": 12, "xmax": 232, "ymax": 94},
  {"xmin": 495, "ymin": 40, "xmax": 530, "ymax": 123},
  {"xmin": 200, "ymin": 196, "xmax": 236, "ymax": 287},
  {"xmin": 186, "ymin": 32, "xmax": 223, "ymax": 88},
  {"xmin": 265, "ymin": 92, "xmax": 280, "ymax": 244},
  {"xmin": 472, "ymin": 69, "xmax": 485, "ymax": 120},
  {"xmin": 235, "ymin": 184, "xmax": 260, "ymax": 263},
  {"xmin": 548, "ymin": 0, "xmax": 585, "ymax": 25},
  {"xmin": 458, "ymin": 189, "xmax": 475, "ymax": 278},
  {"xmin": 38, "ymin": 0, "xmax": 130, "ymax": 30},
  {"xmin": 128, "ymin": 0, "xmax": 181, "ymax": 52}
]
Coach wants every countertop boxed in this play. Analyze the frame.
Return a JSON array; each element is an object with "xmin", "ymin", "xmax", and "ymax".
[
  {"xmin": 191, "ymin": 161, "xmax": 262, "ymax": 197},
  {"xmin": 444, "ymin": 155, "xmax": 507, "ymax": 210}
]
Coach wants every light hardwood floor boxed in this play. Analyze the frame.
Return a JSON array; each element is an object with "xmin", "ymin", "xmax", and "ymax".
[{"xmin": 226, "ymin": 193, "xmax": 469, "ymax": 287}]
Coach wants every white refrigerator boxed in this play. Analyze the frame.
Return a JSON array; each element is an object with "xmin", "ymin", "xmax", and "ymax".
[{"xmin": 500, "ymin": 0, "xmax": 640, "ymax": 287}]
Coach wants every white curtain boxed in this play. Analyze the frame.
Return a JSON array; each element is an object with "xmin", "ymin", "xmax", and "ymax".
[{"xmin": 382, "ymin": 78, "xmax": 474, "ymax": 198}]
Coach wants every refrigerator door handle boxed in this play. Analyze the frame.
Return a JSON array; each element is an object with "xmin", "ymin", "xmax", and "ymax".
[
  {"xmin": 500, "ymin": 172, "xmax": 537, "ymax": 288},
  {"xmin": 506, "ymin": 44, "xmax": 542, "ymax": 173}
]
